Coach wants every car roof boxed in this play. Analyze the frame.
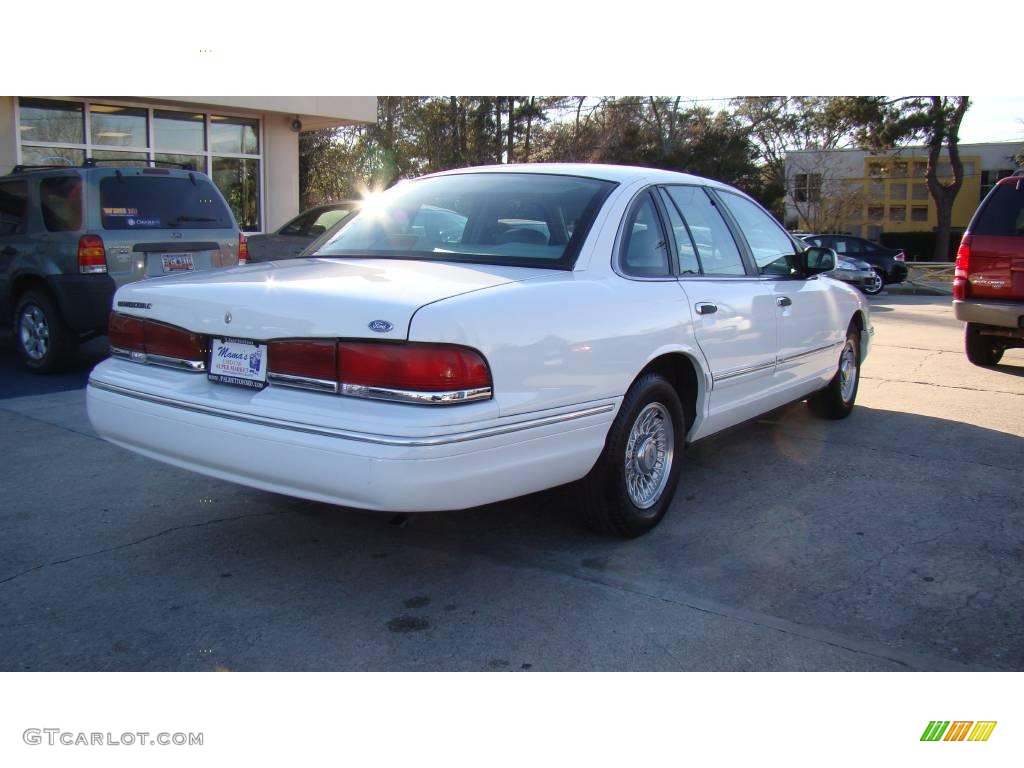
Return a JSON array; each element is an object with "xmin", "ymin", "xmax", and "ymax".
[
  {"xmin": 3, "ymin": 164, "xmax": 211, "ymax": 181},
  {"xmin": 420, "ymin": 162, "xmax": 739, "ymax": 191}
]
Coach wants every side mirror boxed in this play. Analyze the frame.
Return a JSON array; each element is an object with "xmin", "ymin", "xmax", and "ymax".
[{"xmin": 801, "ymin": 246, "xmax": 836, "ymax": 276}]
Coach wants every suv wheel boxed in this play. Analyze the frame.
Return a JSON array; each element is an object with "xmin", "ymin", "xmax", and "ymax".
[
  {"xmin": 14, "ymin": 290, "xmax": 75, "ymax": 373},
  {"xmin": 964, "ymin": 323, "xmax": 1004, "ymax": 367},
  {"xmin": 578, "ymin": 373, "xmax": 686, "ymax": 538}
]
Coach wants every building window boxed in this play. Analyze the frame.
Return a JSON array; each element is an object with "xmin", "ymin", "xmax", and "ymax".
[
  {"xmin": 891, "ymin": 161, "xmax": 908, "ymax": 178},
  {"xmin": 16, "ymin": 97, "xmax": 264, "ymax": 232},
  {"xmin": 869, "ymin": 182, "xmax": 885, "ymax": 200},
  {"xmin": 889, "ymin": 183, "xmax": 907, "ymax": 200},
  {"xmin": 912, "ymin": 183, "xmax": 929, "ymax": 200},
  {"xmin": 868, "ymin": 161, "xmax": 886, "ymax": 178},
  {"xmin": 911, "ymin": 206, "xmax": 928, "ymax": 223},
  {"xmin": 889, "ymin": 206, "xmax": 906, "ymax": 223},
  {"xmin": 792, "ymin": 173, "xmax": 821, "ymax": 203},
  {"xmin": 980, "ymin": 169, "xmax": 1015, "ymax": 200},
  {"xmin": 867, "ymin": 206, "xmax": 884, "ymax": 222},
  {"xmin": 913, "ymin": 162, "xmax": 928, "ymax": 177}
]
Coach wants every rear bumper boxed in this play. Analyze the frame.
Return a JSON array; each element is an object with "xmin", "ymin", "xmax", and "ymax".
[
  {"xmin": 953, "ymin": 299, "xmax": 1024, "ymax": 330},
  {"xmin": 86, "ymin": 367, "xmax": 616, "ymax": 512},
  {"xmin": 45, "ymin": 273, "xmax": 116, "ymax": 334}
]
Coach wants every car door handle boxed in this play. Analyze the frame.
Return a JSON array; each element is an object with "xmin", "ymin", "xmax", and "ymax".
[
  {"xmin": 776, "ymin": 296, "xmax": 792, "ymax": 307},
  {"xmin": 695, "ymin": 302, "xmax": 717, "ymax": 315}
]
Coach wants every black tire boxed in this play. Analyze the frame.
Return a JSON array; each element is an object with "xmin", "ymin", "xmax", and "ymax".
[
  {"xmin": 808, "ymin": 326, "xmax": 860, "ymax": 420},
  {"xmin": 964, "ymin": 322, "xmax": 1004, "ymax": 366},
  {"xmin": 860, "ymin": 270, "xmax": 884, "ymax": 296},
  {"xmin": 13, "ymin": 289, "xmax": 75, "ymax": 374},
  {"xmin": 578, "ymin": 373, "xmax": 686, "ymax": 538}
]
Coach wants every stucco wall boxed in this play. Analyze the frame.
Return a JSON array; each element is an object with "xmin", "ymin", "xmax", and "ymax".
[
  {"xmin": 262, "ymin": 115, "xmax": 300, "ymax": 232},
  {"xmin": 0, "ymin": 97, "xmax": 17, "ymax": 176}
]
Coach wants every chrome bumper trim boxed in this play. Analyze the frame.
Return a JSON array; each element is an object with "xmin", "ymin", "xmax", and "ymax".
[
  {"xmin": 110, "ymin": 348, "xmax": 206, "ymax": 372},
  {"xmin": 88, "ymin": 379, "xmax": 614, "ymax": 448}
]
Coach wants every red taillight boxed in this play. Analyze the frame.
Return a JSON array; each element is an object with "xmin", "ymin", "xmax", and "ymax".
[
  {"xmin": 894, "ymin": 251, "xmax": 906, "ymax": 262},
  {"xmin": 144, "ymin": 320, "xmax": 205, "ymax": 361},
  {"xmin": 268, "ymin": 341, "xmax": 337, "ymax": 385},
  {"xmin": 108, "ymin": 312, "xmax": 205, "ymax": 367},
  {"xmin": 238, "ymin": 233, "xmax": 248, "ymax": 265},
  {"xmin": 337, "ymin": 342, "xmax": 491, "ymax": 393},
  {"xmin": 78, "ymin": 235, "xmax": 107, "ymax": 274},
  {"xmin": 108, "ymin": 312, "xmax": 145, "ymax": 353},
  {"xmin": 953, "ymin": 234, "xmax": 971, "ymax": 300}
]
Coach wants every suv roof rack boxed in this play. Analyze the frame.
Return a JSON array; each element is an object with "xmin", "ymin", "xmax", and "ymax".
[{"xmin": 9, "ymin": 158, "xmax": 197, "ymax": 174}]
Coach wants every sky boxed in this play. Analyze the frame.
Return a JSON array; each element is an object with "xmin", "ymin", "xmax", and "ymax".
[{"xmin": 957, "ymin": 96, "xmax": 1024, "ymax": 144}]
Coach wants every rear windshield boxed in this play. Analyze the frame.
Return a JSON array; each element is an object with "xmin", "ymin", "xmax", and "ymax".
[
  {"xmin": 313, "ymin": 173, "xmax": 616, "ymax": 269},
  {"xmin": 974, "ymin": 182, "xmax": 1024, "ymax": 236},
  {"xmin": 99, "ymin": 176, "xmax": 234, "ymax": 230}
]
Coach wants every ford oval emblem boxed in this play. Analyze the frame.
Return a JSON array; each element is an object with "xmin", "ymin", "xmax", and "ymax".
[
  {"xmin": 224, "ymin": 311, "xmax": 232, "ymax": 324},
  {"xmin": 368, "ymin": 320, "xmax": 393, "ymax": 333}
]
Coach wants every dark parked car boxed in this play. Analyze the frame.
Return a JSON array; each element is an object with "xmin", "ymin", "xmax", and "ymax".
[
  {"xmin": 953, "ymin": 170, "xmax": 1024, "ymax": 366},
  {"xmin": 247, "ymin": 202, "xmax": 357, "ymax": 263},
  {"xmin": 799, "ymin": 234, "xmax": 908, "ymax": 290},
  {"xmin": 0, "ymin": 160, "xmax": 243, "ymax": 372}
]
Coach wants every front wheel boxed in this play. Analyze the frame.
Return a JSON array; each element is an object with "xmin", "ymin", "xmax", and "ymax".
[
  {"xmin": 964, "ymin": 323, "xmax": 1004, "ymax": 366},
  {"xmin": 578, "ymin": 373, "xmax": 686, "ymax": 538},
  {"xmin": 860, "ymin": 271, "xmax": 884, "ymax": 296},
  {"xmin": 808, "ymin": 328, "xmax": 860, "ymax": 420}
]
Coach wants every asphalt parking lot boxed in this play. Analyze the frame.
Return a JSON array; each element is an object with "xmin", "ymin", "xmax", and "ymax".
[{"xmin": 1, "ymin": 294, "xmax": 1021, "ymax": 671}]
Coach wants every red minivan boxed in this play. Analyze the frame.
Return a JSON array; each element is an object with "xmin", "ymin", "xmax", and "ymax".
[{"xmin": 953, "ymin": 171, "xmax": 1024, "ymax": 366}]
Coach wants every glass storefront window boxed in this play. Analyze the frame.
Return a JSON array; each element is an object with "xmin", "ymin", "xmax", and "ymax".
[
  {"xmin": 90, "ymin": 104, "xmax": 148, "ymax": 148},
  {"xmin": 155, "ymin": 111, "xmax": 206, "ymax": 153},
  {"xmin": 90, "ymin": 150, "xmax": 150, "ymax": 166},
  {"xmin": 210, "ymin": 116, "xmax": 259, "ymax": 154},
  {"xmin": 18, "ymin": 98, "xmax": 84, "ymax": 144},
  {"xmin": 20, "ymin": 146, "xmax": 85, "ymax": 167},
  {"xmin": 155, "ymin": 153, "xmax": 206, "ymax": 172},
  {"xmin": 213, "ymin": 157, "xmax": 260, "ymax": 232}
]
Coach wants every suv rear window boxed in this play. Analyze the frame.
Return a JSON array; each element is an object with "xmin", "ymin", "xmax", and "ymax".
[
  {"xmin": 99, "ymin": 176, "xmax": 234, "ymax": 230},
  {"xmin": 974, "ymin": 182, "xmax": 1024, "ymax": 236}
]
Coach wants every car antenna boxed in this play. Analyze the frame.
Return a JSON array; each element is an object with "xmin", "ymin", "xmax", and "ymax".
[
  {"xmin": 115, "ymin": 169, "xmax": 123, "ymax": 182},
  {"xmin": 188, "ymin": 172, "xmax": 196, "ymax": 186}
]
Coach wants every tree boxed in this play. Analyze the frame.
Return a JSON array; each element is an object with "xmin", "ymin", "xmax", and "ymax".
[{"xmin": 852, "ymin": 96, "xmax": 971, "ymax": 261}]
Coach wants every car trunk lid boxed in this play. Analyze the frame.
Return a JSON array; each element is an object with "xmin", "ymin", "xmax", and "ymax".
[{"xmin": 112, "ymin": 257, "xmax": 552, "ymax": 340}]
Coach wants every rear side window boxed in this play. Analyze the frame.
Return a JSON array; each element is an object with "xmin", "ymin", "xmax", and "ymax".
[
  {"xmin": 662, "ymin": 185, "xmax": 745, "ymax": 276},
  {"xmin": 40, "ymin": 176, "xmax": 83, "ymax": 232},
  {"xmin": 974, "ymin": 183, "xmax": 1024, "ymax": 236},
  {"xmin": 0, "ymin": 181, "xmax": 28, "ymax": 235},
  {"xmin": 99, "ymin": 176, "xmax": 234, "ymax": 230},
  {"xmin": 620, "ymin": 192, "xmax": 670, "ymax": 277}
]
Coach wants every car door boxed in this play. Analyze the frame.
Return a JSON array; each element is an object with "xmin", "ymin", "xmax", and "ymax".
[
  {"xmin": 0, "ymin": 178, "xmax": 33, "ymax": 320},
  {"xmin": 658, "ymin": 185, "xmax": 779, "ymax": 430},
  {"xmin": 714, "ymin": 190, "xmax": 843, "ymax": 387}
]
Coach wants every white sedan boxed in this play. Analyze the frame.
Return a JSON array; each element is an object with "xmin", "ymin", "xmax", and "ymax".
[{"xmin": 86, "ymin": 164, "xmax": 871, "ymax": 537}]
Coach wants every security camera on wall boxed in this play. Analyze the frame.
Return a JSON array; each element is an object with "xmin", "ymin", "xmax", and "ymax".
[{"xmin": 290, "ymin": 117, "xmax": 303, "ymax": 133}]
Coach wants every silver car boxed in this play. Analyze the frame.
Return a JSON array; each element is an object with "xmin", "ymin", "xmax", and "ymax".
[{"xmin": 247, "ymin": 202, "xmax": 357, "ymax": 263}]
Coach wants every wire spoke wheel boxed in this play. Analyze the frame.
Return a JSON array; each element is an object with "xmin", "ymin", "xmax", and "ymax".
[
  {"xmin": 839, "ymin": 338, "xmax": 858, "ymax": 403},
  {"xmin": 623, "ymin": 402, "xmax": 674, "ymax": 510}
]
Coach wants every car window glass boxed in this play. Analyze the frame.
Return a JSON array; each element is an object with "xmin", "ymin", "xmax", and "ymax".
[
  {"xmin": 657, "ymin": 188, "xmax": 700, "ymax": 274},
  {"xmin": 718, "ymin": 191, "xmax": 797, "ymax": 277},
  {"xmin": 310, "ymin": 208, "xmax": 353, "ymax": 236},
  {"xmin": 280, "ymin": 211, "xmax": 316, "ymax": 236},
  {"xmin": 40, "ymin": 176, "xmax": 83, "ymax": 232},
  {"xmin": 663, "ymin": 185, "xmax": 745, "ymax": 275},
  {"xmin": 843, "ymin": 238, "xmax": 865, "ymax": 254},
  {"xmin": 100, "ymin": 176, "xmax": 234, "ymax": 230},
  {"xmin": 0, "ymin": 180, "xmax": 29, "ymax": 235},
  {"xmin": 804, "ymin": 236, "xmax": 823, "ymax": 247},
  {"xmin": 974, "ymin": 183, "xmax": 1024, "ymax": 236},
  {"xmin": 620, "ymin": 193, "xmax": 670, "ymax": 277}
]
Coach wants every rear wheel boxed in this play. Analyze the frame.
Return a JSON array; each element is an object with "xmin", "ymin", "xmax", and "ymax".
[
  {"xmin": 14, "ymin": 289, "xmax": 75, "ymax": 374},
  {"xmin": 578, "ymin": 373, "xmax": 686, "ymax": 538},
  {"xmin": 964, "ymin": 323, "xmax": 1004, "ymax": 366},
  {"xmin": 808, "ymin": 327, "xmax": 860, "ymax": 420}
]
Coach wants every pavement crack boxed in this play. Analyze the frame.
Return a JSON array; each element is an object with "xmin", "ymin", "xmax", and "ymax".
[
  {"xmin": 861, "ymin": 376, "xmax": 1024, "ymax": 397},
  {"xmin": 0, "ymin": 511, "xmax": 281, "ymax": 587}
]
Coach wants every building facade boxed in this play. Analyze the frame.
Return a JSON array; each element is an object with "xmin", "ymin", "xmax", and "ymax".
[
  {"xmin": 784, "ymin": 142, "xmax": 1023, "ymax": 239},
  {"xmin": 0, "ymin": 96, "xmax": 377, "ymax": 232}
]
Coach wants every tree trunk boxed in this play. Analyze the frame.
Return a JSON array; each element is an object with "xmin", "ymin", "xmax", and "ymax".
[
  {"xmin": 495, "ymin": 97, "xmax": 503, "ymax": 164},
  {"xmin": 924, "ymin": 96, "xmax": 969, "ymax": 261},
  {"xmin": 506, "ymin": 97, "xmax": 515, "ymax": 164},
  {"xmin": 524, "ymin": 97, "xmax": 535, "ymax": 162}
]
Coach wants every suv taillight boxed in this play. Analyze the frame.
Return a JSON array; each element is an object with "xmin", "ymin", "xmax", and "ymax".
[
  {"xmin": 238, "ymin": 233, "xmax": 248, "ymax": 265},
  {"xmin": 267, "ymin": 340, "xmax": 492, "ymax": 404},
  {"xmin": 953, "ymin": 234, "xmax": 971, "ymax": 300},
  {"xmin": 78, "ymin": 235, "xmax": 107, "ymax": 274}
]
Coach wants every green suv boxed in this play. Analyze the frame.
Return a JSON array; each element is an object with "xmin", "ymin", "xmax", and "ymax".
[{"xmin": 0, "ymin": 161, "xmax": 245, "ymax": 372}]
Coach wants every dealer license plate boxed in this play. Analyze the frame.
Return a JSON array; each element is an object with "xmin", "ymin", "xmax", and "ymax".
[
  {"xmin": 208, "ymin": 337, "xmax": 268, "ymax": 390},
  {"xmin": 161, "ymin": 253, "xmax": 195, "ymax": 272}
]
